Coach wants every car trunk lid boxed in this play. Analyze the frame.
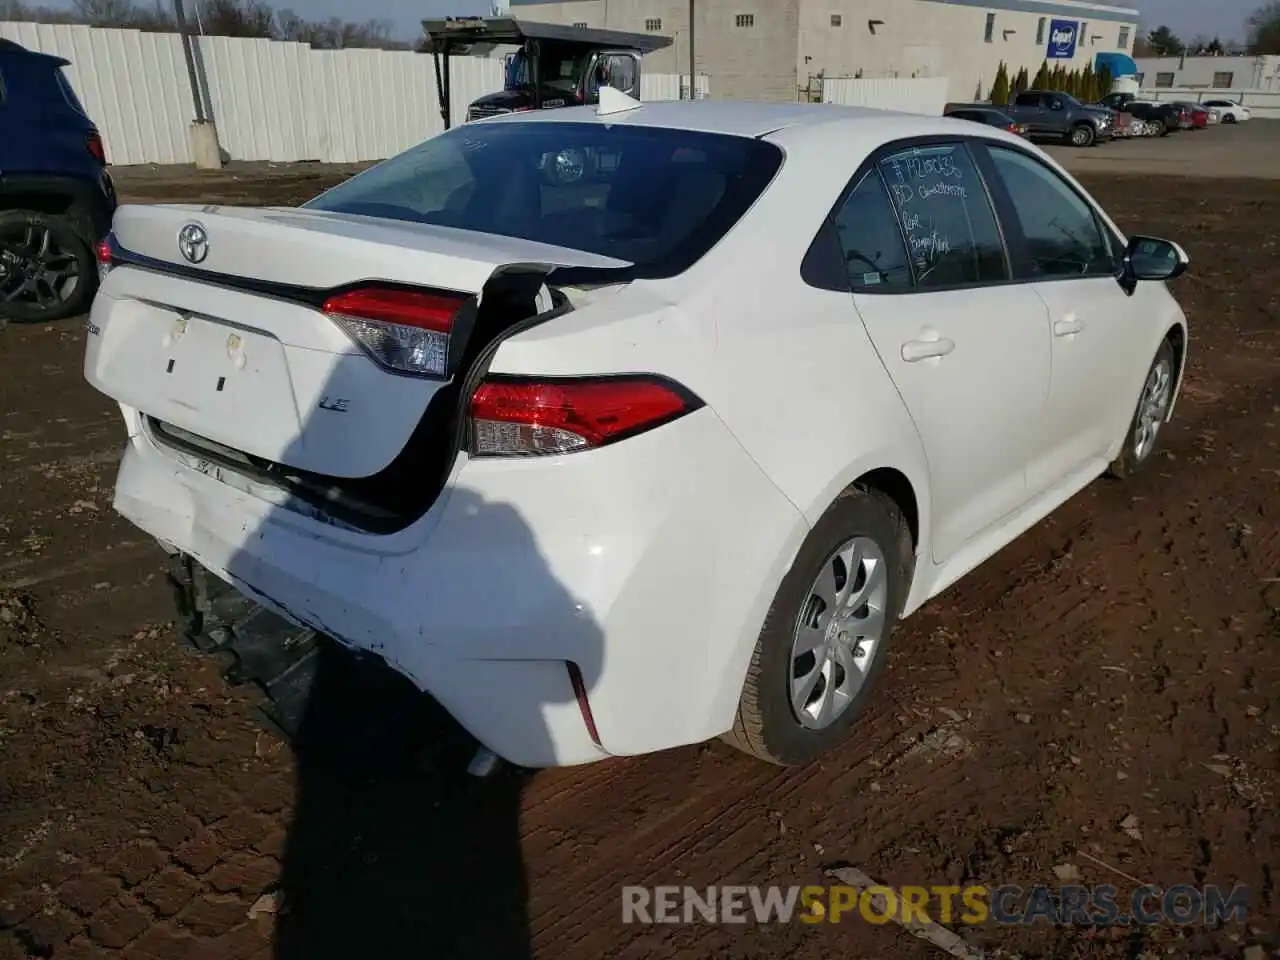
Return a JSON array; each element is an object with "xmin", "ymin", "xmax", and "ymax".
[{"xmin": 86, "ymin": 204, "xmax": 631, "ymax": 479}]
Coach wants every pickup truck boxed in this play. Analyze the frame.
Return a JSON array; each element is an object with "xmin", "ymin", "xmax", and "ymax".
[{"xmin": 1003, "ymin": 90, "xmax": 1115, "ymax": 147}]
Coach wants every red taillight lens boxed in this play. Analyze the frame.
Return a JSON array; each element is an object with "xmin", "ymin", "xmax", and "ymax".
[
  {"xmin": 322, "ymin": 286, "xmax": 468, "ymax": 378},
  {"xmin": 469, "ymin": 375, "xmax": 702, "ymax": 457},
  {"xmin": 95, "ymin": 234, "xmax": 115, "ymax": 280},
  {"xmin": 86, "ymin": 132, "xmax": 106, "ymax": 164}
]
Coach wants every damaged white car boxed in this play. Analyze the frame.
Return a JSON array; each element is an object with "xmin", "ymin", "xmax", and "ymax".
[{"xmin": 85, "ymin": 96, "xmax": 1189, "ymax": 769}]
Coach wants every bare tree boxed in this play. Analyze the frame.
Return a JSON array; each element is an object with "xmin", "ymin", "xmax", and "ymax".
[
  {"xmin": 197, "ymin": 0, "xmax": 273, "ymax": 37},
  {"xmin": 1247, "ymin": 0, "xmax": 1280, "ymax": 53},
  {"xmin": 2, "ymin": 0, "xmax": 410, "ymax": 47},
  {"xmin": 275, "ymin": 9, "xmax": 403, "ymax": 49}
]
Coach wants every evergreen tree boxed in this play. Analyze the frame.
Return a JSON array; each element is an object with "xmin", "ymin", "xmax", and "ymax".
[
  {"xmin": 1095, "ymin": 63, "xmax": 1112, "ymax": 97},
  {"xmin": 1081, "ymin": 63, "xmax": 1096, "ymax": 100},
  {"xmin": 1032, "ymin": 60, "xmax": 1051, "ymax": 89},
  {"xmin": 1013, "ymin": 65, "xmax": 1030, "ymax": 93},
  {"xmin": 989, "ymin": 61, "xmax": 1011, "ymax": 104}
]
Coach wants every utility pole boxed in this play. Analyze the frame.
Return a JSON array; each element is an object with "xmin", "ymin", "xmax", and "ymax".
[
  {"xmin": 173, "ymin": 0, "xmax": 205, "ymax": 123},
  {"xmin": 687, "ymin": 0, "xmax": 696, "ymax": 99},
  {"xmin": 174, "ymin": 0, "xmax": 222, "ymax": 168}
]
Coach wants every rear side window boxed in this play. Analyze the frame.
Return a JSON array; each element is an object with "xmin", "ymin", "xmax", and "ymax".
[
  {"xmin": 986, "ymin": 146, "xmax": 1115, "ymax": 278},
  {"xmin": 306, "ymin": 122, "xmax": 784, "ymax": 278},
  {"xmin": 55, "ymin": 67, "xmax": 89, "ymax": 117},
  {"xmin": 832, "ymin": 171, "xmax": 912, "ymax": 291},
  {"xmin": 877, "ymin": 143, "xmax": 1008, "ymax": 288}
]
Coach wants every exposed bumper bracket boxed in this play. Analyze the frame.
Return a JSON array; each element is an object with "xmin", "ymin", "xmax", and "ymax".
[{"xmin": 467, "ymin": 746, "xmax": 503, "ymax": 777}]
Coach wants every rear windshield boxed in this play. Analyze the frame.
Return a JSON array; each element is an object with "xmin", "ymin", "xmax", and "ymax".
[{"xmin": 305, "ymin": 121, "xmax": 784, "ymax": 277}]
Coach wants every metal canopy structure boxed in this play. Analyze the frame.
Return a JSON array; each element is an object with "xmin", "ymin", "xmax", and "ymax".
[
  {"xmin": 421, "ymin": 17, "xmax": 674, "ymax": 55},
  {"xmin": 423, "ymin": 16, "xmax": 674, "ymax": 131}
]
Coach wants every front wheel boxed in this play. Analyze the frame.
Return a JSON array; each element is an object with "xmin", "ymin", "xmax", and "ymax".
[
  {"xmin": 1109, "ymin": 339, "xmax": 1177, "ymax": 479},
  {"xmin": 1223, "ymin": 113, "xmax": 1237, "ymax": 124},
  {"xmin": 0, "ymin": 210, "xmax": 97, "ymax": 324},
  {"xmin": 1069, "ymin": 123, "xmax": 1097, "ymax": 147},
  {"xmin": 723, "ymin": 487, "xmax": 913, "ymax": 766}
]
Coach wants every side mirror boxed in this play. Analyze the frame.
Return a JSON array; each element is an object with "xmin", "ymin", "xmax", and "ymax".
[{"xmin": 1119, "ymin": 235, "xmax": 1189, "ymax": 295}]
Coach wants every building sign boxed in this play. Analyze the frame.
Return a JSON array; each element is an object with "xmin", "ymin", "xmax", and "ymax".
[{"xmin": 1046, "ymin": 19, "xmax": 1079, "ymax": 59}]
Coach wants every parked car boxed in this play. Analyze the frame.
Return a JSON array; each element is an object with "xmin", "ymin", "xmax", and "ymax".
[
  {"xmin": 85, "ymin": 98, "xmax": 1190, "ymax": 769},
  {"xmin": 1003, "ymin": 90, "xmax": 1114, "ymax": 147},
  {"xmin": 1201, "ymin": 98, "xmax": 1251, "ymax": 123},
  {"xmin": 1171, "ymin": 102, "xmax": 1211, "ymax": 129},
  {"xmin": 0, "ymin": 39, "xmax": 115, "ymax": 324},
  {"xmin": 943, "ymin": 106, "xmax": 1029, "ymax": 137},
  {"xmin": 1098, "ymin": 91, "xmax": 1138, "ymax": 111},
  {"xmin": 1119, "ymin": 100, "xmax": 1185, "ymax": 136},
  {"xmin": 1109, "ymin": 110, "xmax": 1142, "ymax": 138}
]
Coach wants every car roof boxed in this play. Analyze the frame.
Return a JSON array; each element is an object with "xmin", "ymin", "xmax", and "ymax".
[
  {"xmin": 0, "ymin": 37, "xmax": 70, "ymax": 66},
  {"xmin": 476, "ymin": 99, "xmax": 962, "ymax": 139}
]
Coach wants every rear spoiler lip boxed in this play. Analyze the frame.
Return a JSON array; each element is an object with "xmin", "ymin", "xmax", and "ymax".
[{"xmin": 104, "ymin": 235, "xmax": 483, "ymax": 308}]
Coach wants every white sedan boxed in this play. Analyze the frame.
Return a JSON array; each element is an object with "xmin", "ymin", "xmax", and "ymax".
[
  {"xmin": 84, "ymin": 94, "xmax": 1190, "ymax": 769},
  {"xmin": 1201, "ymin": 98, "xmax": 1251, "ymax": 123}
]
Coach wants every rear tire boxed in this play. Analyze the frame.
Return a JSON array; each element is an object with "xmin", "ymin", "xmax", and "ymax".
[
  {"xmin": 1108, "ymin": 339, "xmax": 1177, "ymax": 480},
  {"xmin": 724, "ymin": 486, "xmax": 913, "ymax": 767},
  {"xmin": 0, "ymin": 209, "xmax": 98, "ymax": 324}
]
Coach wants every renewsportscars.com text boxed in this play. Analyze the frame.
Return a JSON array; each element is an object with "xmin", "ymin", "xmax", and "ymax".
[{"xmin": 621, "ymin": 884, "xmax": 1249, "ymax": 926}]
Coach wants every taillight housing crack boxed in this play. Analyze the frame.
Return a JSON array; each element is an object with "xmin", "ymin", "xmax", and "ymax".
[{"xmin": 469, "ymin": 373, "xmax": 704, "ymax": 458}]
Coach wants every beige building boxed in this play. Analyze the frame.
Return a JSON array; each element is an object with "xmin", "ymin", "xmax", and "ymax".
[{"xmin": 507, "ymin": 0, "xmax": 1138, "ymax": 103}]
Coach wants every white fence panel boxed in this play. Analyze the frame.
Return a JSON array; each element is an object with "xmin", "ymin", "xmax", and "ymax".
[
  {"xmin": 1138, "ymin": 88, "xmax": 1280, "ymax": 121},
  {"xmin": 822, "ymin": 76, "xmax": 950, "ymax": 116},
  {"xmin": 1, "ymin": 21, "xmax": 707, "ymax": 165},
  {"xmin": 641, "ymin": 72, "xmax": 709, "ymax": 101}
]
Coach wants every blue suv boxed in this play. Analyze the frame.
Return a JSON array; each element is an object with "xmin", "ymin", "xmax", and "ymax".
[{"xmin": 0, "ymin": 38, "xmax": 116, "ymax": 323}]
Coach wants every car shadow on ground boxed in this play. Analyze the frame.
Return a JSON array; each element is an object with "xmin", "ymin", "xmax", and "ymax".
[
  {"xmin": 271, "ymin": 647, "xmax": 539, "ymax": 959},
  {"xmin": 199, "ymin": 409, "xmax": 604, "ymax": 957}
]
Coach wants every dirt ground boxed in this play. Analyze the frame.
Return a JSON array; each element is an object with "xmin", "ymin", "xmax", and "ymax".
[
  {"xmin": 1, "ymin": 158, "xmax": 1278, "ymax": 960},
  {"xmin": 1045, "ymin": 119, "xmax": 1280, "ymax": 180}
]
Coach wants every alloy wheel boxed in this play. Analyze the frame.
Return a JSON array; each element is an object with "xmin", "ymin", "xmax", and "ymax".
[
  {"xmin": 789, "ymin": 537, "xmax": 889, "ymax": 730},
  {"xmin": 0, "ymin": 224, "xmax": 82, "ymax": 316},
  {"xmin": 1134, "ymin": 354, "xmax": 1173, "ymax": 461}
]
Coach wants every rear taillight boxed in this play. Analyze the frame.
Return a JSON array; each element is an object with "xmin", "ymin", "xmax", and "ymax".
[
  {"xmin": 322, "ymin": 285, "xmax": 469, "ymax": 378},
  {"xmin": 469, "ymin": 374, "xmax": 702, "ymax": 457},
  {"xmin": 86, "ymin": 132, "xmax": 106, "ymax": 164},
  {"xmin": 95, "ymin": 233, "xmax": 115, "ymax": 281}
]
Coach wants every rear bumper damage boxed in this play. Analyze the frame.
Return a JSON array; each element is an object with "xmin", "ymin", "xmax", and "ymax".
[{"xmin": 111, "ymin": 403, "xmax": 807, "ymax": 768}]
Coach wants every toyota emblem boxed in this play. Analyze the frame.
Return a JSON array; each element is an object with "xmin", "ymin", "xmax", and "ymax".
[{"xmin": 178, "ymin": 222, "xmax": 209, "ymax": 264}]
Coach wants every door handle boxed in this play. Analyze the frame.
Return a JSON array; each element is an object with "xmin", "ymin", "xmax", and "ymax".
[
  {"xmin": 901, "ymin": 337, "xmax": 955, "ymax": 362},
  {"xmin": 1054, "ymin": 316, "xmax": 1084, "ymax": 337}
]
